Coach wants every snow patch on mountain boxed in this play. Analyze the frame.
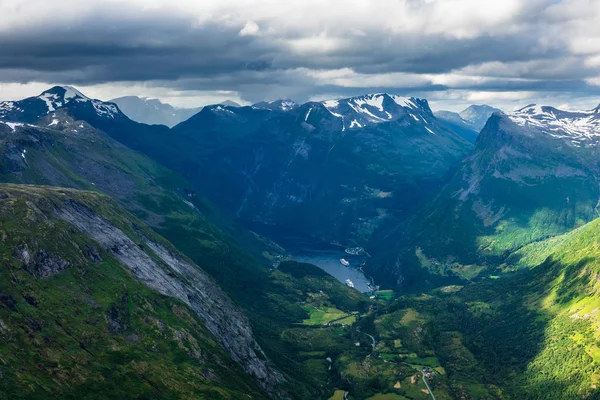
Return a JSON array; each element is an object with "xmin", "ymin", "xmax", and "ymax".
[
  {"xmin": 0, "ymin": 101, "xmax": 22, "ymax": 113},
  {"xmin": 40, "ymin": 92, "xmax": 60, "ymax": 112},
  {"xmin": 252, "ymin": 99, "xmax": 298, "ymax": 112},
  {"xmin": 91, "ymin": 101, "xmax": 120, "ymax": 118},
  {"xmin": 62, "ymin": 86, "xmax": 89, "ymax": 102},
  {"xmin": 389, "ymin": 95, "xmax": 418, "ymax": 109},
  {"xmin": 354, "ymin": 94, "xmax": 385, "ymax": 111},
  {"xmin": 322, "ymin": 100, "xmax": 339, "ymax": 109},
  {"xmin": 508, "ymin": 104, "xmax": 600, "ymax": 145},
  {"xmin": 305, "ymin": 107, "xmax": 312, "ymax": 121},
  {"xmin": 0, "ymin": 121, "xmax": 25, "ymax": 131},
  {"xmin": 321, "ymin": 93, "xmax": 431, "ymax": 131}
]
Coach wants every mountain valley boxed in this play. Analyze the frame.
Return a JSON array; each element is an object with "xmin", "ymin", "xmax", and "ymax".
[{"xmin": 2, "ymin": 86, "xmax": 600, "ymax": 399}]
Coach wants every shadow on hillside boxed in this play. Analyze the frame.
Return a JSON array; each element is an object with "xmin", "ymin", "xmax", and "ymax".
[{"xmin": 447, "ymin": 256, "xmax": 600, "ymax": 398}]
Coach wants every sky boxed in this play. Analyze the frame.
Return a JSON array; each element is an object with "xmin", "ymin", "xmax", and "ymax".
[{"xmin": 0, "ymin": 0, "xmax": 599, "ymax": 111}]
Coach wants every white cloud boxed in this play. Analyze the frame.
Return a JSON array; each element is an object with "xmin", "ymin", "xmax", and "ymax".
[
  {"xmin": 239, "ymin": 21, "xmax": 260, "ymax": 36},
  {"xmin": 1, "ymin": 0, "xmax": 600, "ymax": 108}
]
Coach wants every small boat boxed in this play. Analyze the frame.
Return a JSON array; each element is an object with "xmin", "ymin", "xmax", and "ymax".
[
  {"xmin": 345, "ymin": 246, "xmax": 364, "ymax": 256},
  {"xmin": 340, "ymin": 258, "xmax": 350, "ymax": 266},
  {"xmin": 345, "ymin": 279, "xmax": 355, "ymax": 288}
]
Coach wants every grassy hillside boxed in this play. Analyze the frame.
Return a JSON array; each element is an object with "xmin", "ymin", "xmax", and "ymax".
[
  {"xmin": 0, "ymin": 112, "xmax": 393, "ymax": 399},
  {"xmin": 441, "ymin": 217, "xmax": 600, "ymax": 399},
  {"xmin": 388, "ymin": 114, "xmax": 600, "ymax": 288},
  {"xmin": 0, "ymin": 184, "xmax": 269, "ymax": 399}
]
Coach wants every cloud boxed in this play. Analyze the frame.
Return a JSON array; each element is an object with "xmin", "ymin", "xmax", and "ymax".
[
  {"xmin": 239, "ymin": 21, "xmax": 260, "ymax": 36},
  {"xmin": 0, "ymin": 0, "xmax": 599, "ymax": 109}
]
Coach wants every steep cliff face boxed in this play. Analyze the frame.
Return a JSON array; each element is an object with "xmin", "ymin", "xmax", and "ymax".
[
  {"xmin": 0, "ymin": 184, "xmax": 284, "ymax": 397},
  {"xmin": 55, "ymin": 199, "xmax": 284, "ymax": 391}
]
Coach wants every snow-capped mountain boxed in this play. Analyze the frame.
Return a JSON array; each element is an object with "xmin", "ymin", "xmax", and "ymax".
[
  {"xmin": 110, "ymin": 96, "xmax": 201, "ymax": 127},
  {"xmin": 507, "ymin": 104, "xmax": 600, "ymax": 146},
  {"xmin": 252, "ymin": 99, "xmax": 299, "ymax": 112},
  {"xmin": 0, "ymin": 86, "xmax": 122, "ymax": 123},
  {"xmin": 171, "ymin": 91, "xmax": 472, "ymax": 247},
  {"xmin": 404, "ymin": 100, "xmax": 600, "ymax": 274},
  {"xmin": 320, "ymin": 93, "xmax": 435, "ymax": 132}
]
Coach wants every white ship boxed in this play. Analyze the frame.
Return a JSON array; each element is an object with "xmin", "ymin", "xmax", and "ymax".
[
  {"xmin": 340, "ymin": 258, "xmax": 350, "ymax": 266},
  {"xmin": 345, "ymin": 279, "xmax": 355, "ymax": 288}
]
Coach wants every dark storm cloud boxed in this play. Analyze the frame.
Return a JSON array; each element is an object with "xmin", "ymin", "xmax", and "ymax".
[{"xmin": 0, "ymin": 0, "xmax": 599, "ymax": 103}]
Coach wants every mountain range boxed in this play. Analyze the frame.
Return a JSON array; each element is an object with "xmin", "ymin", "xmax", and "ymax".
[
  {"xmin": 401, "ymin": 103, "xmax": 600, "ymax": 279},
  {"xmin": 3, "ymin": 85, "xmax": 600, "ymax": 399},
  {"xmin": 168, "ymin": 93, "xmax": 472, "ymax": 250},
  {"xmin": 109, "ymin": 96, "xmax": 241, "ymax": 127}
]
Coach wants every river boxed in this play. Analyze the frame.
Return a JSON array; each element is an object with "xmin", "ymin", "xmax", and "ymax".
[{"xmin": 242, "ymin": 222, "xmax": 372, "ymax": 293}]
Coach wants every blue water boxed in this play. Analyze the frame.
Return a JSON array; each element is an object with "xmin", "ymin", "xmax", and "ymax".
[
  {"xmin": 243, "ymin": 221, "xmax": 372, "ymax": 292},
  {"xmin": 293, "ymin": 250, "xmax": 371, "ymax": 293}
]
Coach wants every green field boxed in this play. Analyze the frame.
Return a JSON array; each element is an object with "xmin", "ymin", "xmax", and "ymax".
[
  {"xmin": 301, "ymin": 306, "xmax": 351, "ymax": 326},
  {"xmin": 405, "ymin": 356, "xmax": 442, "ymax": 369},
  {"xmin": 375, "ymin": 290, "xmax": 395, "ymax": 301},
  {"xmin": 328, "ymin": 389, "xmax": 346, "ymax": 400}
]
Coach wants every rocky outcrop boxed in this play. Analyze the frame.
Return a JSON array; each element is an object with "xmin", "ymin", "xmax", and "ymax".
[
  {"xmin": 15, "ymin": 244, "xmax": 71, "ymax": 278},
  {"xmin": 55, "ymin": 199, "xmax": 285, "ymax": 396}
]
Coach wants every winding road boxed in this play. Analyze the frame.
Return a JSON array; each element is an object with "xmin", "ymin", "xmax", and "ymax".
[
  {"xmin": 355, "ymin": 327, "xmax": 376, "ymax": 352},
  {"xmin": 421, "ymin": 371, "xmax": 436, "ymax": 400},
  {"xmin": 363, "ymin": 332, "xmax": 376, "ymax": 351}
]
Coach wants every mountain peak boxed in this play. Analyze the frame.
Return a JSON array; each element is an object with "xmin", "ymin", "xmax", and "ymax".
[
  {"xmin": 252, "ymin": 99, "xmax": 298, "ymax": 112},
  {"xmin": 220, "ymin": 100, "xmax": 241, "ymax": 108},
  {"xmin": 34, "ymin": 86, "xmax": 92, "ymax": 115},
  {"xmin": 41, "ymin": 86, "xmax": 90, "ymax": 103},
  {"xmin": 319, "ymin": 93, "xmax": 433, "ymax": 131},
  {"xmin": 458, "ymin": 104, "xmax": 501, "ymax": 130},
  {"xmin": 508, "ymin": 103, "xmax": 600, "ymax": 146}
]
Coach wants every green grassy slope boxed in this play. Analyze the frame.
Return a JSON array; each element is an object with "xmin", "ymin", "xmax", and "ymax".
[
  {"xmin": 0, "ymin": 184, "xmax": 268, "ymax": 400},
  {"xmin": 0, "ymin": 112, "xmax": 386, "ymax": 399},
  {"xmin": 446, "ymin": 217, "xmax": 600, "ymax": 399},
  {"xmin": 387, "ymin": 113, "xmax": 600, "ymax": 288}
]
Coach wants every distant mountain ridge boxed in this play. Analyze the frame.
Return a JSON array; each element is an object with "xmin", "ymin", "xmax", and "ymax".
[
  {"xmin": 435, "ymin": 104, "xmax": 502, "ymax": 143},
  {"xmin": 459, "ymin": 104, "xmax": 502, "ymax": 130},
  {"xmin": 252, "ymin": 99, "xmax": 299, "ymax": 111},
  {"xmin": 110, "ymin": 96, "xmax": 243, "ymax": 127},
  {"xmin": 507, "ymin": 103, "xmax": 600, "ymax": 146},
  {"xmin": 1, "ymin": 87, "xmax": 474, "ymax": 254},
  {"xmin": 170, "ymin": 93, "xmax": 473, "ymax": 253},
  {"xmin": 109, "ymin": 96, "xmax": 201, "ymax": 127}
]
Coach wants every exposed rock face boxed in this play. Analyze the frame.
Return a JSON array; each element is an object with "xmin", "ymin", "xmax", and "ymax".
[
  {"xmin": 84, "ymin": 245, "xmax": 102, "ymax": 263},
  {"xmin": 15, "ymin": 244, "xmax": 71, "ymax": 278},
  {"xmin": 55, "ymin": 200, "xmax": 284, "ymax": 395}
]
